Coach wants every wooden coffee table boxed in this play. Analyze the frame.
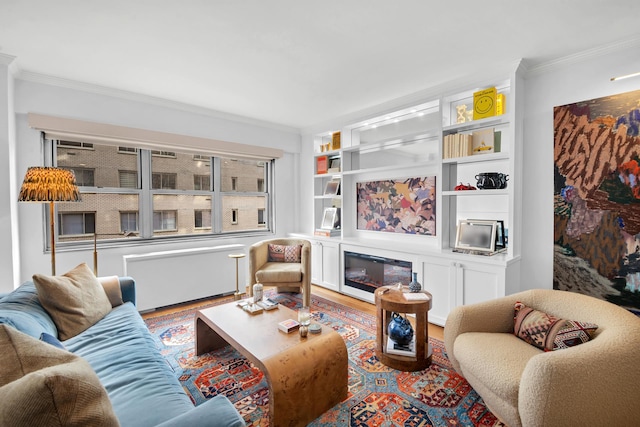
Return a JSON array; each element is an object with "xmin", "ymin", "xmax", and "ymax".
[{"xmin": 195, "ymin": 301, "xmax": 348, "ymax": 427}]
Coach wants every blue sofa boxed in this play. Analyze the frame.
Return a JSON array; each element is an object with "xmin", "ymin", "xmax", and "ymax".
[{"xmin": 0, "ymin": 277, "xmax": 245, "ymax": 427}]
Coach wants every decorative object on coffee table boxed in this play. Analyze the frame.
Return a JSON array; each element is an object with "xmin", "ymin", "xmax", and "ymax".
[
  {"xmin": 408, "ymin": 272, "xmax": 422, "ymax": 292},
  {"xmin": 298, "ymin": 306, "xmax": 310, "ymax": 326}
]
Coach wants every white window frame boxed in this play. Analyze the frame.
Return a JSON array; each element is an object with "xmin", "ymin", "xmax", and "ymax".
[{"xmin": 47, "ymin": 139, "xmax": 275, "ymax": 247}]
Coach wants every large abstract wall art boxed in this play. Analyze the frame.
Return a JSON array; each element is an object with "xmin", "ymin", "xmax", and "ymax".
[
  {"xmin": 554, "ymin": 89, "xmax": 640, "ymax": 315},
  {"xmin": 356, "ymin": 176, "xmax": 436, "ymax": 235}
]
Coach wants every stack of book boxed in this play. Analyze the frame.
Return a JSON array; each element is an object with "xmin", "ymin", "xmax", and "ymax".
[
  {"xmin": 314, "ymin": 229, "xmax": 340, "ymax": 237},
  {"xmin": 443, "ymin": 133, "xmax": 473, "ymax": 159},
  {"xmin": 386, "ymin": 335, "xmax": 416, "ymax": 357}
]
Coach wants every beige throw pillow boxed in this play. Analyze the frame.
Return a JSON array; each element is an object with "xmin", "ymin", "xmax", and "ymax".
[
  {"xmin": 98, "ymin": 276, "xmax": 124, "ymax": 308},
  {"xmin": 33, "ymin": 263, "xmax": 113, "ymax": 340},
  {"xmin": 0, "ymin": 324, "xmax": 119, "ymax": 426}
]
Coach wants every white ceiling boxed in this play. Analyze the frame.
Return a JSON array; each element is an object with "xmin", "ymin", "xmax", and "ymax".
[{"xmin": 2, "ymin": 1, "xmax": 640, "ymax": 130}]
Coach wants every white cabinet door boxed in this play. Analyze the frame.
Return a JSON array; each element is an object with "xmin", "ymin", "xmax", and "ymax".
[
  {"xmin": 421, "ymin": 257, "xmax": 453, "ymax": 327},
  {"xmin": 310, "ymin": 240, "xmax": 323, "ymax": 284},
  {"xmin": 320, "ymin": 241, "xmax": 340, "ymax": 291},
  {"xmin": 453, "ymin": 260, "xmax": 505, "ymax": 306},
  {"xmin": 310, "ymin": 239, "xmax": 340, "ymax": 291}
]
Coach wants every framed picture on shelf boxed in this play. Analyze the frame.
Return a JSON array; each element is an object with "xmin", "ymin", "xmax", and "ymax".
[
  {"xmin": 454, "ymin": 220, "xmax": 497, "ymax": 253},
  {"xmin": 328, "ymin": 158, "xmax": 341, "ymax": 173},
  {"xmin": 320, "ymin": 207, "xmax": 338, "ymax": 230},
  {"xmin": 323, "ymin": 179, "xmax": 340, "ymax": 196},
  {"xmin": 495, "ymin": 220, "xmax": 506, "ymax": 249}
]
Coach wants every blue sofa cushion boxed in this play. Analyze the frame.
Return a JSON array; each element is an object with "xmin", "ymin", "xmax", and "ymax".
[
  {"xmin": 40, "ymin": 332, "xmax": 67, "ymax": 350},
  {"xmin": 63, "ymin": 302, "xmax": 195, "ymax": 427},
  {"xmin": 0, "ymin": 282, "xmax": 57, "ymax": 339}
]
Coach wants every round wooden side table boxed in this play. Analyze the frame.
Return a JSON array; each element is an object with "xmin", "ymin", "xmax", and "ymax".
[
  {"xmin": 228, "ymin": 253, "xmax": 246, "ymax": 300},
  {"xmin": 375, "ymin": 285, "xmax": 433, "ymax": 371}
]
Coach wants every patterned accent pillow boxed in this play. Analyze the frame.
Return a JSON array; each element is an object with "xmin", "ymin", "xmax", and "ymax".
[
  {"xmin": 268, "ymin": 244, "xmax": 302, "ymax": 263},
  {"xmin": 513, "ymin": 302, "xmax": 598, "ymax": 351}
]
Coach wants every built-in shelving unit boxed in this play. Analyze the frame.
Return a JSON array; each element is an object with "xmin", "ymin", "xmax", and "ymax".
[{"xmin": 303, "ymin": 64, "xmax": 525, "ymax": 325}]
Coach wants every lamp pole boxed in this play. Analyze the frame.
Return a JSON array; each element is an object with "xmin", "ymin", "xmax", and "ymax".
[{"xmin": 50, "ymin": 201, "xmax": 56, "ymax": 275}]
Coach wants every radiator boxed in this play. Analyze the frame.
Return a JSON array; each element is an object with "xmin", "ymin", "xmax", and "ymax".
[{"xmin": 123, "ymin": 244, "xmax": 246, "ymax": 311}]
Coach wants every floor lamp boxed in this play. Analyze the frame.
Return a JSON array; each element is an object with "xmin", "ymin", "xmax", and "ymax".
[{"xmin": 19, "ymin": 167, "xmax": 80, "ymax": 276}]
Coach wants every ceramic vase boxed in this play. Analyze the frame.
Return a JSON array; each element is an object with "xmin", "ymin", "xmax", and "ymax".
[{"xmin": 408, "ymin": 272, "xmax": 421, "ymax": 293}]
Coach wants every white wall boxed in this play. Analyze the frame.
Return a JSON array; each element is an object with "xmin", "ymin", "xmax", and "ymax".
[
  {"xmin": 520, "ymin": 46, "xmax": 640, "ymax": 291},
  {"xmin": 7, "ymin": 79, "xmax": 301, "ymax": 287}
]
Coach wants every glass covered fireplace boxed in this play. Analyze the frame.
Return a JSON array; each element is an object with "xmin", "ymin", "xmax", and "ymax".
[{"xmin": 344, "ymin": 251, "xmax": 412, "ymax": 294}]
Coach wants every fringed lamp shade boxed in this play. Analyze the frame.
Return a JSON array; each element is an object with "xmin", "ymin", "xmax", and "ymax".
[
  {"xmin": 18, "ymin": 166, "xmax": 80, "ymax": 275},
  {"xmin": 18, "ymin": 167, "xmax": 81, "ymax": 202}
]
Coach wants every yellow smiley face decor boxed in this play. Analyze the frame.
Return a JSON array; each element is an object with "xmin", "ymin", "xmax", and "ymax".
[{"xmin": 473, "ymin": 87, "xmax": 497, "ymax": 120}]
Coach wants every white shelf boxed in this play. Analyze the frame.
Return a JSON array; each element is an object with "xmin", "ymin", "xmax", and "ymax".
[
  {"xmin": 442, "ymin": 189, "xmax": 508, "ymax": 196},
  {"xmin": 442, "ymin": 152, "xmax": 509, "ymax": 164},
  {"xmin": 342, "ymin": 161, "xmax": 438, "ymax": 176},
  {"xmin": 342, "ymin": 130, "xmax": 439, "ymax": 154},
  {"xmin": 443, "ymin": 115, "xmax": 509, "ymax": 133},
  {"xmin": 313, "ymin": 173, "xmax": 342, "ymax": 179},
  {"xmin": 314, "ymin": 194, "xmax": 343, "ymax": 200}
]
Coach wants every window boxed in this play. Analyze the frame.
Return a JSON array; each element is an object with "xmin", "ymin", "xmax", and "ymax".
[
  {"xmin": 231, "ymin": 176, "xmax": 238, "ymax": 191},
  {"xmin": 193, "ymin": 154, "xmax": 210, "ymax": 162},
  {"xmin": 68, "ymin": 167, "xmax": 95, "ymax": 187},
  {"xmin": 194, "ymin": 174, "xmax": 210, "ymax": 191},
  {"xmin": 257, "ymin": 178, "xmax": 265, "ymax": 192},
  {"xmin": 59, "ymin": 212, "xmax": 95, "ymax": 235},
  {"xmin": 151, "ymin": 150, "xmax": 176, "ymax": 158},
  {"xmin": 152, "ymin": 173, "xmax": 177, "ymax": 189},
  {"xmin": 195, "ymin": 210, "xmax": 212, "ymax": 228},
  {"xmin": 119, "ymin": 170, "xmax": 138, "ymax": 188},
  {"xmin": 57, "ymin": 141, "xmax": 93, "ymax": 149},
  {"xmin": 120, "ymin": 212, "xmax": 138, "ymax": 233},
  {"xmin": 51, "ymin": 141, "xmax": 273, "ymax": 245},
  {"xmin": 153, "ymin": 210, "xmax": 177, "ymax": 231},
  {"xmin": 118, "ymin": 146, "xmax": 137, "ymax": 154}
]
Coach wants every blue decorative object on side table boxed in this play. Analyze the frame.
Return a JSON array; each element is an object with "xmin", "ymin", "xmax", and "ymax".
[{"xmin": 387, "ymin": 312, "xmax": 414, "ymax": 346}]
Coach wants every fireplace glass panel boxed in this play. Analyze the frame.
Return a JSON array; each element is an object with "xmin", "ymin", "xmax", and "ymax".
[{"xmin": 344, "ymin": 251, "xmax": 412, "ymax": 293}]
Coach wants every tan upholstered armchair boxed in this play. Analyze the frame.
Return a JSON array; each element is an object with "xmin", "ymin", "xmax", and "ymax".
[
  {"xmin": 248, "ymin": 238, "xmax": 311, "ymax": 307},
  {"xmin": 444, "ymin": 289, "xmax": 640, "ymax": 427}
]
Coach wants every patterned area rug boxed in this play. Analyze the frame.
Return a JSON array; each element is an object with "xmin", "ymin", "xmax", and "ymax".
[{"xmin": 144, "ymin": 291, "xmax": 504, "ymax": 427}]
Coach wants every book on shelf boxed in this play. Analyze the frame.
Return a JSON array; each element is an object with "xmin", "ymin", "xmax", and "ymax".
[
  {"xmin": 494, "ymin": 130, "xmax": 501, "ymax": 153},
  {"xmin": 443, "ymin": 133, "xmax": 473, "ymax": 159},
  {"xmin": 472, "ymin": 128, "xmax": 495, "ymax": 155},
  {"xmin": 278, "ymin": 319, "xmax": 300, "ymax": 333},
  {"xmin": 386, "ymin": 335, "xmax": 416, "ymax": 357},
  {"xmin": 473, "ymin": 86, "xmax": 497, "ymax": 120},
  {"xmin": 314, "ymin": 228, "xmax": 340, "ymax": 237},
  {"xmin": 402, "ymin": 292, "xmax": 430, "ymax": 301},
  {"xmin": 496, "ymin": 93, "xmax": 505, "ymax": 115},
  {"xmin": 316, "ymin": 155, "xmax": 328, "ymax": 174}
]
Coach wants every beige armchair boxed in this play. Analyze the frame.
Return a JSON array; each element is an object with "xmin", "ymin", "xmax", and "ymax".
[
  {"xmin": 444, "ymin": 289, "xmax": 640, "ymax": 427},
  {"xmin": 248, "ymin": 238, "xmax": 311, "ymax": 307}
]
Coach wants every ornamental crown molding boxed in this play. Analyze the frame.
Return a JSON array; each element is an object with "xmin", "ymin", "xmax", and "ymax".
[
  {"xmin": 0, "ymin": 52, "xmax": 17, "ymax": 66},
  {"xmin": 14, "ymin": 69, "xmax": 300, "ymax": 135},
  {"xmin": 526, "ymin": 36, "xmax": 640, "ymax": 77}
]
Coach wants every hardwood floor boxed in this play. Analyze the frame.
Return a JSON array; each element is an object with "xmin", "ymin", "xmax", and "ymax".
[{"xmin": 142, "ymin": 284, "xmax": 445, "ymax": 342}]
